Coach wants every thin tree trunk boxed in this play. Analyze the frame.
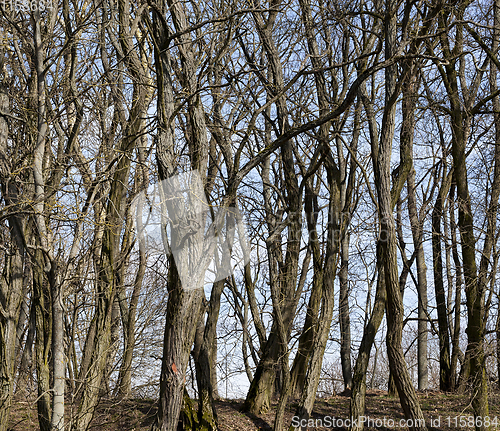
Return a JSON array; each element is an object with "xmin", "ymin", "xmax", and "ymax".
[
  {"xmin": 116, "ymin": 242, "xmax": 146, "ymax": 398},
  {"xmin": 76, "ymin": 316, "xmax": 96, "ymax": 398},
  {"xmin": 0, "ymin": 84, "xmax": 27, "ymax": 431},
  {"xmin": 497, "ymin": 306, "xmax": 500, "ymax": 388},
  {"xmin": 339, "ymin": 232, "xmax": 353, "ymax": 391},
  {"xmin": 243, "ymin": 6, "xmax": 302, "ymax": 411},
  {"xmin": 32, "ymin": 10, "xmax": 53, "ymax": 430},
  {"xmin": 72, "ymin": 102, "xmax": 143, "ymax": 431},
  {"xmin": 0, "ymin": 240, "xmax": 24, "ymax": 431},
  {"xmin": 51, "ymin": 271, "xmax": 65, "ymax": 431},
  {"xmin": 16, "ymin": 304, "xmax": 35, "ymax": 397},
  {"xmin": 490, "ymin": 0, "xmax": 500, "ymax": 399},
  {"xmin": 290, "ymin": 170, "xmax": 340, "ymax": 430},
  {"xmin": 350, "ymin": 77, "xmax": 386, "ymax": 431},
  {"xmin": 152, "ymin": 260, "xmax": 205, "ymax": 431},
  {"xmin": 374, "ymin": 2, "xmax": 427, "ymax": 428},
  {"xmin": 431, "ymin": 170, "xmax": 453, "ymax": 391},
  {"xmin": 404, "ymin": 69, "xmax": 428, "ymax": 390},
  {"xmin": 449, "ymin": 184, "xmax": 463, "ymax": 389},
  {"xmin": 33, "ymin": 254, "xmax": 52, "ymax": 431},
  {"xmin": 349, "ymin": 269, "xmax": 386, "ymax": 431},
  {"xmin": 193, "ymin": 278, "xmax": 225, "ymax": 430},
  {"xmin": 289, "ymin": 183, "xmax": 322, "ymax": 398},
  {"xmin": 436, "ymin": 4, "xmax": 490, "ymax": 425}
]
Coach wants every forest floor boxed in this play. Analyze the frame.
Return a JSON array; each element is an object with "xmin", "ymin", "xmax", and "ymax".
[{"xmin": 8, "ymin": 390, "xmax": 500, "ymax": 430}]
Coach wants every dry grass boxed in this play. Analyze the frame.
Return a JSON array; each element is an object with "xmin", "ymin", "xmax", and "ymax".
[{"xmin": 8, "ymin": 390, "xmax": 500, "ymax": 430}]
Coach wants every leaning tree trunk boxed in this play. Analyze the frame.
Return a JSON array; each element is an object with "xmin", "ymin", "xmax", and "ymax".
[
  {"xmin": 372, "ymin": 2, "xmax": 427, "ymax": 429},
  {"xmin": 153, "ymin": 260, "xmax": 205, "ymax": 431},
  {"xmin": 431, "ymin": 170, "xmax": 453, "ymax": 391},
  {"xmin": 290, "ymin": 165, "xmax": 341, "ymax": 431},
  {"xmin": 193, "ymin": 278, "xmax": 225, "ymax": 430},
  {"xmin": 289, "ymin": 183, "xmax": 322, "ymax": 398},
  {"xmin": 404, "ymin": 70, "xmax": 428, "ymax": 392},
  {"xmin": 0, "ymin": 84, "xmax": 27, "ymax": 431},
  {"xmin": 115, "ymin": 241, "xmax": 146, "ymax": 398},
  {"xmin": 448, "ymin": 184, "xmax": 464, "ymax": 390},
  {"xmin": 0, "ymin": 237, "xmax": 24, "ymax": 431},
  {"xmin": 436, "ymin": 3, "xmax": 490, "ymax": 426},
  {"xmin": 339, "ymin": 232, "xmax": 353, "ymax": 391},
  {"xmin": 51, "ymin": 270, "xmax": 65, "ymax": 431},
  {"xmin": 349, "ymin": 76, "xmax": 386, "ymax": 431},
  {"xmin": 33, "ymin": 253, "xmax": 52, "ymax": 431},
  {"xmin": 349, "ymin": 268, "xmax": 387, "ymax": 431}
]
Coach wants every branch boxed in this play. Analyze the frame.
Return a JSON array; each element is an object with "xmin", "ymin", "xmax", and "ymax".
[{"xmin": 233, "ymin": 45, "xmax": 394, "ymax": 187}]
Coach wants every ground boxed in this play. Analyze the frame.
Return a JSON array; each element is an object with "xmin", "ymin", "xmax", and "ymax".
[{"xmin": 8, "ymin": 390, "xmax": 500, "ymax": 430}]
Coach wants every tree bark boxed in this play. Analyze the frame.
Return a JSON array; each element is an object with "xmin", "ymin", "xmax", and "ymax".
[
  {"xmin": 16, "ymin": 304, "xmax": 35, "ymax": 397},
  {"xmin": 373, "ymin": 1, "xmax": 427, "ymax": 429},
  {"xmin": 289, "ymin": 183, "xmax": 322, "ymax": 398},
  {"xmin": 349, "ymin": 268, "xmax": 386, "ymax": 431},
  {"xmin": 51, "ymin": 268, "xmax": 65, "ymax": 431},
  {"xmin": 115, "ymin": 237, "xmax": 146, "ymax": 398},
  {"xmin": 404, "ymin": 70, "xmax": 428, "ymax": 391},
  {"xmin": 0, "ymin": 84, "xmax": 27, "ymax": 431},
  {"xmin": 243, "ymin": 3, "xmax": 302, "ymax": 414},
  {"xmin": 449, "ymin": 184, "xmax": 464, "ymax": 390},
  {"xmin": 33, "ymin": 252, "xmax": 52, "ymax": 431},
  {"xmin": 435, "ymin": 3, "xmax": 491, "ymax": 425},
  {"xmin": 151, "ymin": 257, "xmax": 205, "ymax": 431},
  {"xmin": 432, "ymin": 170, "xmax": 453, "ymax": 391},
  {"xmin": 0, "ymin": 234, "xmax": 24, "ymax": 431},
  {"xmin": 290, "ymin": 168, "xmax": 340, "ymax": 430},
  {"xmin": 339, "ymin": 232, "xmax": 353, "ymax": 391},
  {"xmin": 193, "ymin": 278, "xmax": 225, "ymax": 430}
]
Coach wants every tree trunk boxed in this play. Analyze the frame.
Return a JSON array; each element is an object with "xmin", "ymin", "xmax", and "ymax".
[
  {"xmin": 431, "ymin": 171, "xmax": 453, "ymax": 391},
  {"xmin": 349, "ymin": 269, "xmax": 387, "ymax": 431},
  {"xmin": 290, "ymin": 170, "xmax": 340, "ymax": 430},
  {"xmin": 16, "ymin": 305, "xmax": 35, "ymax": 397},
  {"xmin": 493, "ymin": 0, "xmax": 500, "ymax": 394},
  {"xmin": 290, "ymin": 183, "xmax": 322, "ymax": 398},
  {"xmin": 152, "ymin": 261, "xmax": 205, "ymax": 431},
  {"xmin": 0, "ymin": 84, "xmax": 27, "ymax": 431},
  {"xmin": 271, "ymin": 240, "xmax": 292, "ymax": 431},
  {"xmin": 116, "ymin": 242, "xmax": 146, "ymax": 398},
  {"xmin": 244, "ymin": 2, "xmax": 303, "ymax": 414},
  {"xmin": 449, "ymin": 184, "xmax": 463, "ymax": 390},
  {"xmin": 373, "ymin": 2, "xmax": 427, "ymax": 428},
  {"xmin": 33, "ymin": 254, "xmax": 52, "ymax": 431},
  {"xmin": 404, "ymin": 74, "xmax": 428, "ymax": 390},
  {"xmin": 72, "ymin": 106, "xmax": 141, "ymax": 431},
  {"xmin": 51, "ymin": 270, "xmax": 65, "ymax": 431},
  {"xmin": 339, "ymin": 232, "xmax": 353, "ymax": 391},
  {"xmin": 193, "ymin": 278, "xmax": 225, "ymax": 430},
  {"xmin": 349, "ymin": 76, "xmax": 386, "ymax": 431},
  {"xmin": 0, "ymin": 239, "xmax": 24, "ymax": 431},
  {"xmin": 436, "ymin": 3, "xmax": 490, "ymax": 425},
  {"xmin": 497, "ymin": 306, "xmax": 500, "ymax": 388},
  {"xmin": 242, "ymin": 325, "xmax": 282, "ymax": 413}
]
